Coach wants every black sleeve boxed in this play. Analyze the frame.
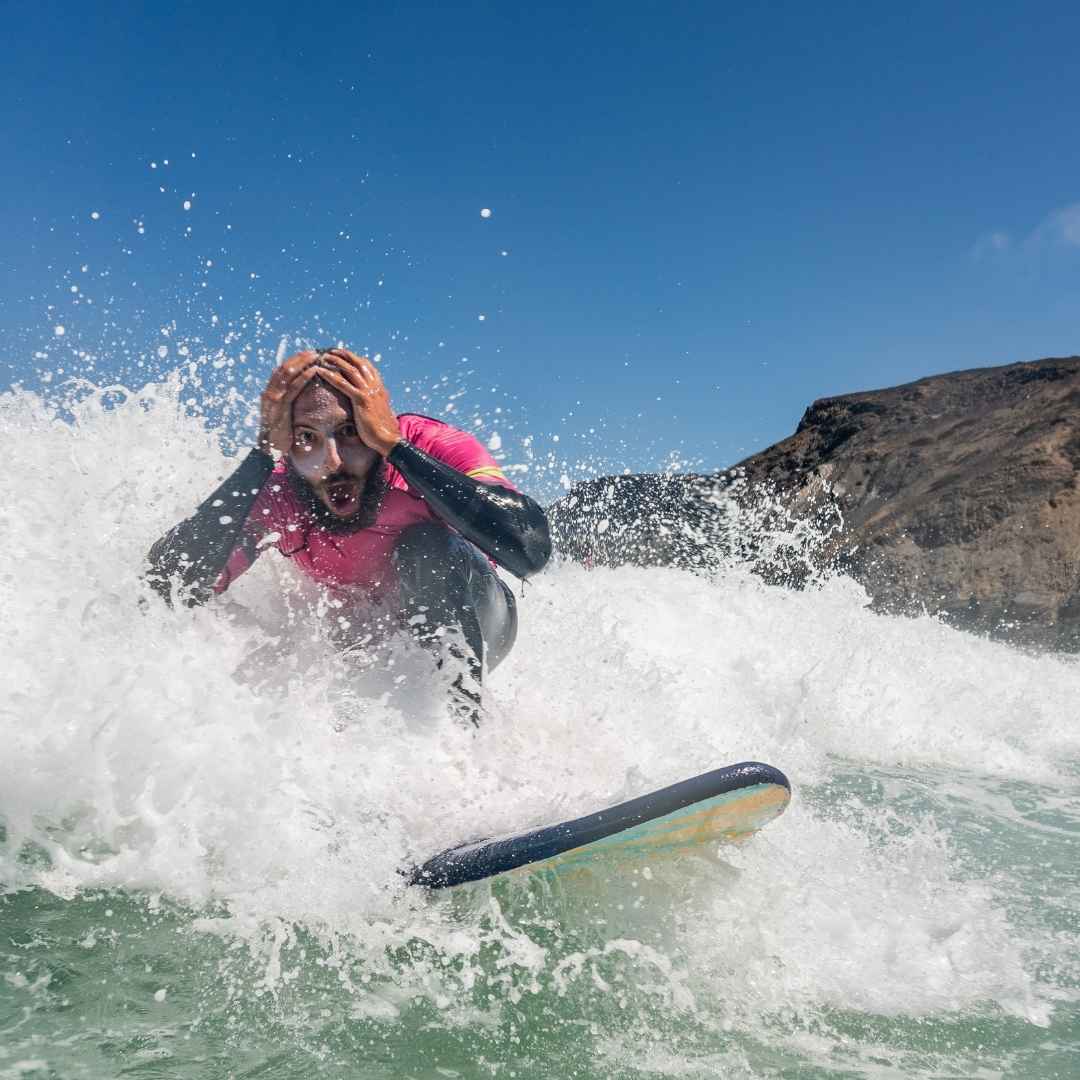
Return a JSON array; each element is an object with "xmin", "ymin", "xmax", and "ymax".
[
  {"xmin": 387, "ymin": 440, "xmax": 552, "ymax": 579},
  {"xmin": 146, "ymin": 449, "xmax": 277, "ymax": 606}
]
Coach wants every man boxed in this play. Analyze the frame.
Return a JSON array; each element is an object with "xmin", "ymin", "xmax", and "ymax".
[{"xmin": 147, "ymin": 348, "xmax": 551, "ymax": 719}]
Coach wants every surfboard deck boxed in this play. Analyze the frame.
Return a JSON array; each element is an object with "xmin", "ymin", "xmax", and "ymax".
[{"xmin": 407, "ymin": 761, "xmax": 790, "ymax": 889}]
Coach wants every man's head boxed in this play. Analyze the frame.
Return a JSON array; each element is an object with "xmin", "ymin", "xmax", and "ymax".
[{"xmin": 286, "ymin": 374, "xmax": 387, "ymax": 532}]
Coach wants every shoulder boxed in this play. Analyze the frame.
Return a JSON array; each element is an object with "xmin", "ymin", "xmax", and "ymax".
[
  {"xmin": 395, "ymin": 413, "xmax": 515, "ymax": 489},
  {"xmin": 398, "ymin": 413, "xmax": 461, "ymax": 445},
  {"xmin": 397, "ymin": 413, "xmax": 481, "ymax": 460}
]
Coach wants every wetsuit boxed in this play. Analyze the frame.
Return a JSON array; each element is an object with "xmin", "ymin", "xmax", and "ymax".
[{"xmin": 147, "ymin": 414, "xmax": 551, "ymax": 683}]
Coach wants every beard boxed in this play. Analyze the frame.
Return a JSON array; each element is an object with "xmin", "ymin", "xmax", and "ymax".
[{"xmin": 285, "ymin": 459, "xmax": 389, "ymax": 535}]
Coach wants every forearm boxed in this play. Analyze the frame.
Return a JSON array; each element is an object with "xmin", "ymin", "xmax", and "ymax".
[
  {"xmin": 146, "ymin": 449, "xmax": 276, "ymax": 605},
  {"xmin": 388, "ymin": 440, "xmax": 551, "ymax": 579}
]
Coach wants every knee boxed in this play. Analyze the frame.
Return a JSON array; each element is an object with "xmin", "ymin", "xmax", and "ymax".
[
  {"xmin": 394, "ymin": 521, "xmax": 457, "ymax": 562},
  {"xmin": 393, "ymin": 523, "xmax": 469, "ymax": 590}
]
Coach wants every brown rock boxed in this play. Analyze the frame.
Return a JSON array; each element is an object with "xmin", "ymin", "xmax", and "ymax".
[{"xmin": 548, "ymin": 356, "xmax": 1080, "ymax": 651}]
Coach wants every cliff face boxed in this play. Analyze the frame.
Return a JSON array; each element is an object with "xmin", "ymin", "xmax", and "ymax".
[{"xmin": 548, "ymin": 356, "xmax": 1080, "ymax": 651}]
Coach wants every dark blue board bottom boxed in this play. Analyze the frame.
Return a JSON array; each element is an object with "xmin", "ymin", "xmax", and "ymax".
[{"xmin": 407, "ymin": 761, "xmax": 790, "ymax": 889}]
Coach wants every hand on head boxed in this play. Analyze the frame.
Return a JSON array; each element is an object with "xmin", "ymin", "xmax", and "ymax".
[
  {"xmin": 314, "ymin": 349, "xmax": 402, "ymax": 458},
  {"xmin": 257, "ymin": 348, "xmax": 402, "ymax": 460},
  {"xmin": 257, "ymin": 350, "xmax": 321, "ymax": 457}
]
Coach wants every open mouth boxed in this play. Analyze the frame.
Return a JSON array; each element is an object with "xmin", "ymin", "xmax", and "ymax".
[{"xmin": 323, "ymin": 479, "xmax": 361, "ymax": 516}]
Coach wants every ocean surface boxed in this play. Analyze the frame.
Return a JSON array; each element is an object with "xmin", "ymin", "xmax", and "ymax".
[{"xmin": 1, "ymin": 379, "xmax": 1078, "ymax": 1079}]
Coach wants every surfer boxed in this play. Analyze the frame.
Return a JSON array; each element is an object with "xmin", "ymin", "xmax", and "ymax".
[{"xmin": 146, "ymin": 348, "xmax": 551, "ymax": 720}]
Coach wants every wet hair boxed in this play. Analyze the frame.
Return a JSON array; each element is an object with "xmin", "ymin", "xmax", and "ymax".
[{"xmin": 284, "ymin": 458, "xmax": 389, "ymax": 535}]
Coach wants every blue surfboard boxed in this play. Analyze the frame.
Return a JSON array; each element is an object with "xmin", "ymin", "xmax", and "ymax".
[{"xmin": 408, "ymin": 761, "xmax": 790, "ymax": 889}]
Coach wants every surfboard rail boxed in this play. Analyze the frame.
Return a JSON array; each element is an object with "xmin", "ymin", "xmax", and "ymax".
[{"xmin": 407, "ymin": 760, "xmax": 790, "ymax": 889}]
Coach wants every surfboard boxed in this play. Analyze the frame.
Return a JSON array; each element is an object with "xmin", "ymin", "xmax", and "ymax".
[{"xmin": 407, "ymin": 760, "xmax": 790, "ymax": 889}]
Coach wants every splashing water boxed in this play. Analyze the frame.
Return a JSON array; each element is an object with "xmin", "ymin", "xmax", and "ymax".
[{"xmin": 1, "ymin": 378, "xmax": 1078, "ymax": 1079}]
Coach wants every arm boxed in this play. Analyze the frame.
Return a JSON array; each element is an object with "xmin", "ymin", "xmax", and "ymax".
[
  {"xmin": 387, "ymin": 439, "xmax": 551, "ymax": 579},
  {"xmin": 312, "ymin": 348, "xmax": 552, "ymax": 579},
  {"xmin": 146, "ymin": 449, "xmax": 276, "ymax": 606},
  {"xmin": 146, "ymin": 349, "xmax": 322, "ymax": 606}
]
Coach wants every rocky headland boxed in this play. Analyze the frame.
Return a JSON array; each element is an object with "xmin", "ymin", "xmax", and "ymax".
[{"xmin": 548, "ymin": 356, "xmax": 1080, "ymax": 652}]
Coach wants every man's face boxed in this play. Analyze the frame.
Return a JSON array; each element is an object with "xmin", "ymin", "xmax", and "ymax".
[{"xmin": 289, "ymin": 378, "xmax": 380, "ymax": 518}]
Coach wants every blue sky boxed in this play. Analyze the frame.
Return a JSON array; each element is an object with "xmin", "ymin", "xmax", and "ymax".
[{"xmin": 3, "ymin": 0, "xmax": 1079, "ymax": 488}]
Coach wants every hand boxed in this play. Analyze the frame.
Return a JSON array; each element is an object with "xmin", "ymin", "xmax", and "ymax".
[
  {"xmin": 257, "ymin": 350, "xmax": 321, "ymax": 456},
  {"xmin": 314, "ymin": 349, "xmax": 402, "ymax": 457}
]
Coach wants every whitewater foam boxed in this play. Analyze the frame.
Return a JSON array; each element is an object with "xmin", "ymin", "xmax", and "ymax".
[{"xmin": 1, "ymin": 376, "xmax": 1078, "ymax": 1057}]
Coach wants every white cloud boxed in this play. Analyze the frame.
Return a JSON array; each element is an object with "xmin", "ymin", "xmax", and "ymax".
[
  {"xmin": 972, "ymin": 202, "xmax": 1080, "ymax": 259},
  {"xmin": 1042, "ymin": 203, "xmax": 1080, "ymax": 247},
  {"xmin": 971, "ymin": 230, "xmax": 1011, "ymax": 259}
]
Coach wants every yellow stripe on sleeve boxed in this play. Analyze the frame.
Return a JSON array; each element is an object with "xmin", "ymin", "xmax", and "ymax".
[{"xmin": 466, "ymin": 466, "xmax": 507, "ymax": 480}]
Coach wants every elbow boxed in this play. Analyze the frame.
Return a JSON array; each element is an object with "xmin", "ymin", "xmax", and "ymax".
[
  {"xmin": 145, "ymin": 537, "xmax": 177, "ymax": 605},
  {"xmin": 145, "ymin": 532, "xmax": 212, "ymax": 607},
  {"xmin": 522, "ymin": 520, "xmax": 553, "ymax": 577},
  {"xmin": 147, "ymin": 533, "xmax": 173, "ymax": 574},
  {"xmin": 502, "ymin": 506, "xmax": 552, "ymax": 579}
]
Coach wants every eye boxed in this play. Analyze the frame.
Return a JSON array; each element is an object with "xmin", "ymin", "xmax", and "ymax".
[
  {"xmin": 294, "ymin": 430, "xmax": 316, "ymax": 451},
  {"xmin": 339, "ymin": 423, "xmax": 359, "ymax": 440}
]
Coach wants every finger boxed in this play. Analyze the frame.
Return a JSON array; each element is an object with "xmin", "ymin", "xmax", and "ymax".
[
  {"xmin": 314, "ymin": 367, "xmax": 364, "ymax": 404},
  {"xmin": 314, "ymin": 366, "xmax": 356, "ymax": 394},
  {"xmin": 276, "ymin": 349, "xmax": 317, "ymax": 375},
  {"xmin": 264, "ymin": 365, "xmax": 319, "ymax": 411},
  {"xmin": 322, "ymin": 351, "xmax": 381, "ymax": 394},
  {"xmin": 324, "ymin": 349, "xmax": 379, "ymax": 384},
  {"xmin": 323, "ymin": 348, "xmax": 367, "ymax": 368},
  {"xmin": 317, "ymin": 358, "xmax": 379, "ymax": 403},
  {"xmin": 281, "ymin": 364, "xmax": 321, "ymax": 405},
  {"xmin": 266, "ymin": 351, "xmax": 318, "ymax": 394},
  {"xmin": 319, "ymin": 349, "xmax": 367, "ymax": 384},
  {"xmin": 283, "ymin": 349, "xmax": 319, "ymax": 369},
  {"xmin": 282, "ymin": 350, "xmax": 321, "ymax": 382},
  {"xmin": 317, "ymin": 353, "xmax": 367, "ymax": 391}
]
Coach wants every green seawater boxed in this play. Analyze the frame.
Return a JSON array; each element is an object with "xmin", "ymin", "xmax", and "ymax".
[{"xmin": 3, "ymin": 765, "xmax": 1077, "ymax": 1080}]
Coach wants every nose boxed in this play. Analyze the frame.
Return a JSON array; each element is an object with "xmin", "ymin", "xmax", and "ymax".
[{"xmin": 323, "ymin": 437, "xmax": 343, "ymax": 475}]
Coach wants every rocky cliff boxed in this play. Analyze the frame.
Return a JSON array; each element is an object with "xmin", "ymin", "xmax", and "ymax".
[{"xmin": 548, "ymin": 356, "xmax": 1080, "ymax": 651}]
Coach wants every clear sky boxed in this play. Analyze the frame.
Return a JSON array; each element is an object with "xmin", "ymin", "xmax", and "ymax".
[{"xmin": 3, "ymin": 0, "xmax": 1079, "ymax": 488}]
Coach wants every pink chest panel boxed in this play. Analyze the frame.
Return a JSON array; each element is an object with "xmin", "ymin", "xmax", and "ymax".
[{"xmin": 276, "ymin": 489, "xmax": 437, "ymax": 593}]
